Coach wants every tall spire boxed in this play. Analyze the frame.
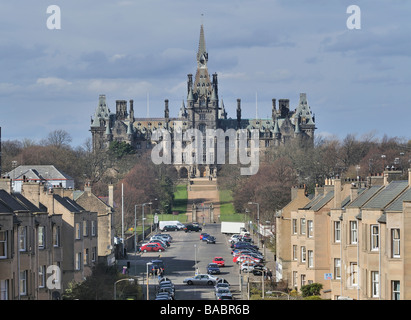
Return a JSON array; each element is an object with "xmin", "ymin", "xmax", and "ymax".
[{"xmin": 197, "ymin": 24, "xmax": 208, "ymax": 67}]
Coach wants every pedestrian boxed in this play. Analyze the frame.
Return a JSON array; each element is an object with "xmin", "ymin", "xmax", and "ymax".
[{"xmin": 267, "ymin": 269, "xmax": 272, "ymax": 280}]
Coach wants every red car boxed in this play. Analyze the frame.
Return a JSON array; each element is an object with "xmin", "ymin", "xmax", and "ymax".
[
  {"xmin": 140, "ymin": 243, "xmax": 165, "ymax": 253},
  {"xmin": 213, "ymin": 257, "xmax": 225, "ymax": 267}
]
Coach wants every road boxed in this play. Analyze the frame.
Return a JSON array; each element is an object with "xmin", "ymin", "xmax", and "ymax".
[{"xmin": 126, "ymin": 223, "xmax": 246, "ymax": 300}]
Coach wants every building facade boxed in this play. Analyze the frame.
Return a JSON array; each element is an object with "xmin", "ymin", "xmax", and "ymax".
[{"xmin": 90, "ymin": 25, "xmax": 316, "ymax": 178}]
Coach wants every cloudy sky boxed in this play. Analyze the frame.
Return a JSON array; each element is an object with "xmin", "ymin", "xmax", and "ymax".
[{"xmin": 0, "ymin": 0, "xmax": 410, "ymax": 147}]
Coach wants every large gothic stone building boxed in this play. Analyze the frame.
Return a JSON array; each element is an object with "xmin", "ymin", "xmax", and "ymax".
[{"xmin": 90, "ymin": 25, "xmax": 316, "ymax": 178}]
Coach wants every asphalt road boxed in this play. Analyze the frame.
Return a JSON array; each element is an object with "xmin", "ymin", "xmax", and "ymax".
[{"xmin": 127, "ymin": 223, "xmax": 245, "ymax": 300}]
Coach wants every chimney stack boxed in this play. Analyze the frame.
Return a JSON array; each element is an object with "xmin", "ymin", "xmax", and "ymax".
[{"xmin": 108, "ymin": 184, "xmax": 114, "ymax": 208}]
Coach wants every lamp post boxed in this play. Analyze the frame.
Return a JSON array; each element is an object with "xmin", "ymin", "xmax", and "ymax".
[
  {"xmin": 114, "ymin": 278, "xmax": 135, "ymax": 300},
  {"xmin": 248, "ymin": 202, "xmax": 260, "ymax": 247},
  {"xmin": 194, "ymin": 244, "xmax": 198, "ymax": 275},
  {"xmin": 146, "ymin": 262, "xmax": 153, "ymax": 300},
  {"xmin": 141, "ymin": 202, "xmax": 152, "ymax": 242}
]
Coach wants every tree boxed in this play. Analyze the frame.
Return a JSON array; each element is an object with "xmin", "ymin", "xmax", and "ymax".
[
  {"xmin": 300, "ymin": 283, "xmax": 323, "ymax": 298},
  {"xmin": 43, "ymin": 129, "xmax": 72, "ymax": 148}
]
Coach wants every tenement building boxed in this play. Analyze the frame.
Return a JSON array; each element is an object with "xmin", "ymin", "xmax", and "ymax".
[{"xmin": 90, "ymin": 25, "xmax": 316, "ymax": 177}]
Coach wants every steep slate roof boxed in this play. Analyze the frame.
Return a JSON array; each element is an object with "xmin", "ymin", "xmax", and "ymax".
[
  {"xmin": 12, "ymin": 193, "xmax": 44, "ymax": 212},
  {"xmin": 311, "ymin": 191, "xmax": 334, "ymax": 211},
  {"xmin": 362, "ymin": 181, "xmax": 408, "ymax": 209},
  {"xmin": 54, "ymin": 194, "xmax": 84, "ymax": 212},
  {"xmin": 0, "ymin": 190, "xmax": 30, "ymax": 212},
  {"xmin": 347, "ymin": 186, "xmax": 383, "ymax": 208},
  {"xmin": 385, "ymin": 187, "xmax": 411, "ymax": 212},
  {"xmin": 5, "ymin": 165, "xmax": 73, "ymax": 181},
  {"xmin": 302, "ymin": 193, "xmax": 324, "ymax": 210}
]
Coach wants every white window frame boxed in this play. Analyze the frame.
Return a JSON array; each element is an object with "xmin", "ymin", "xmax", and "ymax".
[
  {"xmin": 38, "ymin": 265, "xmax": 46, "ymax": 288},
  {"xmin": 75, "ymin": 252, "xmax": 82, "ymax": 270},
  {"xmin": 301, "ymin": 246, "xmax": 306, "ymax": 263},
  {"xmin": 292, "ymin": 219, "xmax": 297, "ymax": 234},
  {"xmin": 300, "ymin": 218, "xmax": 306, "ymax": 235},
  {"xmin": 350, "ymin": 262, "xmax": 358, "ymax": 287},
  {"xmin": 83, "ymin": 221, "xmax": 88, "ymax": 237},
  {"xmin": 75, "ymin": 223, "xmax": 81, "ymax": 240},
  {"xmin": 371, "ymin": 225, "xmax": 379, "ymax": 251},
  {"xmin": 91, "ymin": 221, "xmax": 97, "ymax": 236},
  {"xmin": 308, "ymin": 250, "xmax": 314, "ymax": 268},
  {"xmin": 371, "ymin": 271, "xmax": 379, "ymax": 298},
  {"xmin": 19, "ymin": 226, "xmax": 27, "ymax": 252},
  {"xmin": 38, "ymin": 226, "xmax": 45, "ymax": 249},
  {"xmin": 53, "ymin": 225, "xmax": 60, "ymax": 247},
  {"xmin": 334, "ymin": 221, "xmax": 341, "ymax": 243},
  {"xmin": 334, "ymin": 258, "xmax": 341, "ymax": 280},
  {"xmin": 350, "ymin": 221, "xmax": 357, "ymax": 244},
  {"xmin": 392, "ymin": 281, "xmax": 400, "ymax": 300},
  {"xmin": 0, "ymin": 280, "xmax": 8, "ymax": 300},
  {"xmin": 391, "ymin": 228, "xmax": 400, "ymax": 258},
  {"xmin": 307, "ymin": 220, "xmax": 313, "ymax": 238},
  {"xmin": 292, "ymin": 245, "xmax": 297, "ymax": 261},
  {"xmin": 20, "ymin": 270, "xmax": 27, "ymax": 296}
]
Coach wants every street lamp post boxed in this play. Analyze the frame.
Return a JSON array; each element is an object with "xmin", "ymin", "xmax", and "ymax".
[
  {"xmin": 141, "ymin": 202, "xmax": 152, "ymax": 242},
  {"xmin": 146, "ymin": 262, "xmax": 153, "ymax": 300},
  {"xmin": 248, "ymin": 202, "xmax": 260, "ymax": 247},
  {"xmin": 114, "ymin": 278, "xmax": 135, "ymax": 300}
]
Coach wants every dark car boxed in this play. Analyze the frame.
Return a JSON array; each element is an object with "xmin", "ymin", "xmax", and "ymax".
[
  {"xmin": 206, "ymin": 236, "xmax": 216, "ymax": 244},
  {"xmin": 149, "ymin": 259, "xmax": 165, "ymax": 275},
  {"xmin": 184, "ymin": 224, "xmax": 202, "ymax": 232},
  {"xmin": 231, "ymin": 242, "xmax": 258, "ymax": 250},
  {"xmin": 252, "ymin": 264, "xmax": 267, "ymax": 276},
  {"xmin": 202, "ymin": 234, "xmax": 211, "ymax": 241},
  {"xmin": 207, "ymin": 263, "xmax": 221, "ymax": 275},
  {"xmin": 162, "ymin": 225, "xmax": 179, "ymax": 231}
]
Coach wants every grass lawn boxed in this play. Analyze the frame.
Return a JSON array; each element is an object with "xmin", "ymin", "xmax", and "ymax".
[
  {"xmin": 219, "ymin": 189, "xmax": 245, "ymax": 222},
  {"xmin": 171, "ymin": 183, "xmax": 188, "ymax": 215}
]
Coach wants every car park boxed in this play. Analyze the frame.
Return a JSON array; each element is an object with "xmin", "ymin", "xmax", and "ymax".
[
  {"xmin": 140, "ymin": 243, "xmax": 165, "ymax": 253},
  {"xmin": 183, "ymin": 274, "xmax": 218, "ymax": 285},
  {"xmin": 207, "ymin": 263, "xmax": 221, "ymax": 275},
  {"xmin": 184, "ymin": 224, "xmax": 202, "ymax": 232},
  {"xmin": 206, "ymin": 236, "xmax": 216, "ymax": 244}
]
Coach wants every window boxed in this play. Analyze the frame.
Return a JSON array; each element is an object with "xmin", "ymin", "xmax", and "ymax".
[
  {"xmin": 292, "ymin": 245, "xmax": 297, "ymax": 260},
  {"xmin": 199, "ymin": 114, "xmax": 206, "ymax": 120},
  {"xmin": 334, "ymin": 258, "xmax": 341, "ymax": 279},
  {"xmin": 350, "ymin": 221, "xmax": 357, "ymax": 244},
  {"xmin": 334, "ymin": 221, "xmax": 341, "ymax": 243},
  {"xmin": 38, "ymin": 265, "xmax": 46, "ymax": 288},
  {"xmin": 391, "ymin": 229, "xmax": 400, "ymax": 258},
  {"xmin": 371, "ymin": 271, "xmax": 379, "ymax": 298},
  {"xmin": 83, "ymin": 221, "xmax": 88, "ymax": 237},
  {"xmin": 265, "ymin": 140, "xmax": 270, "ymax": 147},
  {"xmin": 38, "ymin": 226, "xmax": 45, "ymax": 249},
  {"xmin": 75, "ymin": 252, "xmax": 82, "ymax": 270},
  {"xmin": 53, "ymin": 225, "xmax": 60, "ymax": 247},
  {"xmin": 392, "ymin": 281, "xmax": 400, "ymax": 300},
  {"xmin": 75, "ymin": 223, "xmax": 81, "ymax": 240},
  {"xmin": 19, "ymin": 226, "xmax": 27, "ymax": 252},
  {"xmin": 84, "ymin": 248, "xmax": 89, "ymax": 266},
  {"xmin": 293, "ymin": 271, "xmax": 298, "ymax": 288},
  {"xmin": 301, "ymin": 274, "xmax": 306, "ymax": 287},
  {"xmin": 307, "ymin": 220, "xmax": 313, "ymax": 238},
  {"xmin": 371, "ymin": 225, "xmax": 379, "ymax": 251},
  {"xmin": 20, "ymin": 271, "xmax": 27, "ymax": 296},
  {"xmin": 350, "ymin": 263, "xmax": 358, "ymax": 286},
  {"xmin": 92, "ymin": 247, "xmax": 97, "ymax": 262},
  {"xmin": 0, "ymin": 231, "xmax": 7, "ymax": 259},
  {"xmin": 308, "ymin": 250, "xmax": 314, "ymax": 268},
  {"xmin": 300, "ymin": 218, "xmax": 306, "ymax": 235},
  {"xmin": 0, "ymin": 280, "xmax": 8, "ymax": 300},
  {"xmin": 92, "ymin": 221, "xmax": 97, "ymax": 237},
  {"xmin": 301, "ymin": 246, "xmax": 306, "ymax": 263},
  {"xmin": 292, "ymin": 219, "xmax": 297, "ymax": 234}
]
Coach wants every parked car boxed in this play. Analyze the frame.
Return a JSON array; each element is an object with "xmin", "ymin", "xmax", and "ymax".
[
  {"xmin": 215, "ymin": 282, "xmax": 230, "ymax": 293},
  {"xmin": 240, "ymin": 262, "xmax": 256, "ymax": 272},
  {"xmin": 162, "ymin": 225, "xmax": 179, "ymax": 231},
  {"xmin": 155, "ymin": 292, "xmax": 173, "ymax": 300},
  {"xmin": 155, "ymin": 233, "xmax": 173, "ymax": 242},
  {"xmin": 252, "ymin": 264, "xmax": 267, "ymax": 276},
  {"xmin": 218, "ymin": 294, "xmax": 233, "ymax": 300},
  {"xmin": 213, "ymin": 257, "xmax": 225, "ymax": 267},
  {"xmin": 150, "ymin": 236, "xmax": 170, "ymax": 247},
  {"xmin": 140, "ymin": 243, "xmax": 165, "ymax": 253},
  {"xmin": 207, "ymin": 263, "xmax": 221, "ymax": 275},
  {"xmin": 183, "ymin": 274, "xmax": 218, "ymax": 285},
  {"xmin": 184, "ymin": 224, "xmax": 202, "ymax": 232},
  {"xmin": 157, "ymin": 286, "xmax": 175, "ymax": 299},
  {"xmin": 206, "ymin": 236, "xmax": 216, "ymax": 244}
]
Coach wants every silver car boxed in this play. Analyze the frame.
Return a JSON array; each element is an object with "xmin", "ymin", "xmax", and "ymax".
[
  {"xmin": 183, "ymin": 274, "xmax": 218, "ymax": 285},
  {"xmin": 216, "ymin": 287, "xmax": 232, "ymax": 300}
]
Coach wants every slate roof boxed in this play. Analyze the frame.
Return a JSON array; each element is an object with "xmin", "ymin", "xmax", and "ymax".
[
  {"xmin": 362, "ymin": 181, "xmax": 408, "ymax": 210},
  {"xmin": 0, "ymin": 190, "xmax": 30, "ymax": 212},
  {"xmin": 5, "ymin": 165, "xmax": 73, "ymax": 181},
  {"xmin": 385, "ymin": 187, "xmax": 411, "ymax": 212},
  {"xmin": 54, "ymin": 194, "xmax": 84, "ymax": 213},
  {"xmin": 347, "ymin": 186, "xmax": 383, "ymax": 208},
  {"xmin": 311, "ymin": 191, "xmax": 334, "ymax": 211}
]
